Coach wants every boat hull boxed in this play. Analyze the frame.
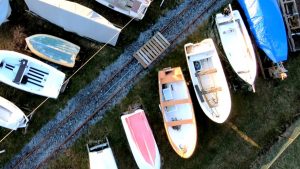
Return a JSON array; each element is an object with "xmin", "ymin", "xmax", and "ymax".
[
  {"xmin": 0, "ymin": 96, "xmax": 28, "ymax": 130},
  {"xmin": 0, "ymin": 0, "xmax": 11, "ymax": 25},
  {"xmin": 0, "ymin": 50, "xmax": 65, "ymax": 98},
  {"xmin": 121, "ymin": 109, "xmax": 160, "ymax": 169},
  {"xmin": 158, "ymin": 67, "xmax": 197, "ymax": 158},
  {"xmin": 216, "ymin": 10, "xmax": 257, "ymax": 86},
  {"xmin": 185, "ymin": 39, "xmax": 231, "ymax": 123},
  {"xmin": 26, "ymin": 34, "xmax": 80, "ymax": 68}
]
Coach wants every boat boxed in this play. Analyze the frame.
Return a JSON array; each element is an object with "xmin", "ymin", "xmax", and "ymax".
[
  {"xmin": 25, "ymin": 34, "xmax": 80, "ymax": 68},
  {"xmin": 0, "ymin": 96, "xmax": 29, "ymax": 130},
  {"xmin": 158, "ymin": 67, "xmax": 197, "ymax": 158},
  {"xmin": 184, "ymin": 39, "xmax": 231, "ymax": 123},
  {"xmin": 238, "ymin": 0, "xmax": 288, "ymax": 64},
  {"xmin": 215, "ymin": 5, "xmax": 257, "ymax": 91},
  {"xmin": 95, "ymin": 0, "xmax": 152, "ymax": 20},
  {"xmin": 86, "ymin": 137, "xmax": 118, "ymax": 169},
  {"xmin": 0, "ymin": 0, "xmax": 11, "ymax": 25},
  {"xmin": 0, "ymin": 50, "xmax": 65, "ymax": 99},
  {"xmin": 25, "ymin": 0, "xmax": 121, "ymax": 46},
  {"xmin": 121, "ymin": 109, "xmax": 160, "ymax": 169}
]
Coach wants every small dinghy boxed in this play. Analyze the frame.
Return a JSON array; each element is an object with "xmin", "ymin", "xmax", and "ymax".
[
  {"xmin": 0, "ymin": 50, "xmax": 65, "ymax": 99},
  {"xmin": 25, "ymin": 34, "xmax": 80, "ymax": 68},
  {"xmin": 158, "ymin": 67, "xmax": 197, "ymax": 158},
  {"xmin": 95, "ymin": 0, "xmax": 152, "ymax": 20},
  {"xmin": 87, "ymin": 137, "xmax": 118, "ymax": 169},
  {"xmin": 215, "ymin": 5, "xmax": 257, "ymax": 91},
  {"xmin": 0, "ymin": 96, "xmax": 29, "ymax": 130},
  {"xmin": 0, "ymin": 0, "xmax": 11, "ymax": 25},
  {"xmin": 121, "ymin": 109, "xmax": 160, "ymax": 169},
  {"xmin": 184, "ymin": 39, "xmax": 231, "ymax": 123}
]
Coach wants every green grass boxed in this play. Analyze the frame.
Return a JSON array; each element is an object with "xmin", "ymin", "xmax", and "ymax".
[
  {"xmin": 0, "ymin": 0, "xmax": 182, "ymax": 167},
  {"xmin": 46, "ymin": 19, "xmax": 300, "ymax": 169}
]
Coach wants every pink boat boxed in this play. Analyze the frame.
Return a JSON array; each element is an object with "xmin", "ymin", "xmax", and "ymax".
[{"xmin": 121, "ymin": 109, "xmax": 160, "ymax": 169}]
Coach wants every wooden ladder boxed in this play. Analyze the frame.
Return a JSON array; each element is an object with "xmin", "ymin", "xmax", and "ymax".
[{"xmin": 280, "ymin": 0, "xmax": 300, "ymax": 51}]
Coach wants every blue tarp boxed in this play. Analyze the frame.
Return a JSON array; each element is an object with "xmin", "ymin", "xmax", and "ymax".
[{"xmin": 238, "ymin": 0, "xmax": 288, "ymax": 63}]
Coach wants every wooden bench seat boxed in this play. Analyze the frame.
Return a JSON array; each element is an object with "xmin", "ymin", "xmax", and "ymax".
[
  {"xmin": 197, "ymin": 68, "xmax": 217, "ymax": 76},
  {"xmin": 161, "ymin": 99, "xmax": 191, "ymax": 107},
  {"xmin": 165, "ymin": 119, "xmax": 193, "ymax": 127},
  {"xmin": 202, "ymin": 87, "xmax": 222, "ymax": 94}
]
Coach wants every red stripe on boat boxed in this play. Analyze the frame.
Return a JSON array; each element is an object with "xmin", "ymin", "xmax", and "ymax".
[{"xmin": 126, "ymin": 110, "xmax": 156, "ymax": 166}]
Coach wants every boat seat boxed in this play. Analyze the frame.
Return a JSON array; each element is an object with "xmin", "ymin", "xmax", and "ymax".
[
  {"xmin": 166, "ymin": 119, "xmax": 193, "ymax": 127},
  {"xmin": 237, "ymin": 70, "xmax": 250, "ymax": 74},
  {"xmin": 223, "ymin": 28, "xmax": 235, "ymax": 34},
  {"xmin": 195, "ymin": 85, "xmax": 205, "ymax": 102},
  {"xmin": 161, "ymin": 99, "xmax": 191, "ymax": 107},
  {"xmin": 197, "ymin": 68, "xmax": 217, "ymax": 76},
  {"xmin": 202, "ymin": 87, "xmax": 222, "ymax": 94},
  {"xmin": 13, "ymin": 59, "xmax": 28, "ymax": 84}
]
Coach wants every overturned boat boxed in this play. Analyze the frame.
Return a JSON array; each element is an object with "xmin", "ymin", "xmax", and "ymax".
[
  {"xmin": 25, "ymin": 0, "xmax": 121, "ymax": 46},
  {"xmin": 0, "ymin": 0, "xmax": 11, "ymax": 25},
  {"xmin": 95, "ymin": 0, "xmax": 152, "ymax": 20},
  {"xmin": 0, "ymin": 96, "xmax": 29, "ymax": 130},
  {"xmin": 26, "ymin": 34, "xmax": 80, "ymax": 68},
  {"xmin": 185, "ymin": 39, "xmax": 231, "ymax": 123},
  {"xmin": 158, "ymin": 67, "xmax": 197, "ymax": 158},
  {"xmin": 238, "ymin": 0, "xmax": 288, "ymax": 79},
  {"xmin": 216, "ymin": 6, "xmax": 257, "ymax": 91},
  {"xmin": 87, "ymin": 138, "xmax": 118, "ymax": 169},
  {"xmin": 0, "ymin": 50, "xmax": 65, "ymax": 99},
  {"xmin": 121, "ymin": 109, "xmax": 160, "ymax": 169}
]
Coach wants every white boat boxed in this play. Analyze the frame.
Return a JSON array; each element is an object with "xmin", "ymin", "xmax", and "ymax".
[
  {"xmin": 0, "ymin": 0, "xmax": 11, "ymax": 25},
  {"xmin": 158, "ymin": 67, "xmax": 197, "ymax": 158},
  {"xmin": 87, "ymin": 137, "xmax": 118, "ymax": 169},
  {"xmin": 121, "ymin": 109, "xmax": 160, "ymax": 169},
  {"xmin": 25, "ymin": 34, "xmax": 80, "ymax": 68},
  {"xmin": 0, "ymin": 50, "xmax": 65, "ymax": 99},
  {"xmin": 184, "ymin": 39, "xmax": 231, "ymax": 123},
  {"xmin": 0, "ymin": 96, "xmax": 29, "ymax": 130},
  {"xmin": 215, "ymin": 6, "xmax": 257, "ymax": 91},
  {"xmin": 95, "ymin": 0, "xmax": 152, "ymax": 20},
  {"xmin": 25, "ymin": 0, "xmax": 121, "ymax": 46}
]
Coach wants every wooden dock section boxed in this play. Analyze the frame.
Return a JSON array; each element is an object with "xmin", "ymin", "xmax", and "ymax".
[
  {"xmin": 280, "ymin": 0, "xmax": 300, "ymax": 52},
  {"xmin": 133, "ymin": 32, "xmax": 170, "ymax": 68}
]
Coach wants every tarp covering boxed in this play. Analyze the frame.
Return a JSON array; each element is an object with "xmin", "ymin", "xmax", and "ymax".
[
  {"xmin": 25, "ymin": 0, "xmax": 121, "ymax": 46},
  {"xmin": 238, "ymin": 0, "xmax": 288, "ymax": 63},
  {"xmin": 0, "ymin": 0, "xmax": 11, "ymax": 25}
]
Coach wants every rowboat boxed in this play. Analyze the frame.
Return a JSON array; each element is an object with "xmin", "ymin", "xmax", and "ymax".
[
  {"xmin": 158, "ymin": 67, "xmax": 197, "ymax": 158},
  {"xmin": 95, "ymin": 0, "xmax": 152, "ymax": 20},
  {"xmin": 0, "ymin": 50, "xmax": 65, "ymax": 99},
  {"xmin": 238, "ymin": 0, "xmax": 288, "ymax": 64},
  {"xmin": 25, "ymin": 0, "xmax": 121, "ymax": 46},
  {"xmin": 25, "ymin": 34, "xmax": 80, "ymax": 68},
  {"xmin": 184, "ymin": 39, "xmax": 231, "ymax": 123},
  {"xmin": 0, "ymin": 96, "xmax": 28, "ymax": 130},
  {"xmin": 87, "ymin": 137, "xmax": 118, "ymax": 169},
  {"xmin": 121, "ymin": 109, "xmax": 160, "ymax": 169},
  {"xmin": 0, "ymin": 0, "xmax": 11, "ymax": 25},
  {"xmin": 215, "ymin": 6, "xmax": 257, "ymax": 91}
]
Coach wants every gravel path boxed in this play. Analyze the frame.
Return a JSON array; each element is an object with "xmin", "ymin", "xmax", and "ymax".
[{"xmin": 5, "ymin": 0, "xmax": 231, "ymax": 168}]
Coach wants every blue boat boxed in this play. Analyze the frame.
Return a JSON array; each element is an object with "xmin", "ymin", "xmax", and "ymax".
[
  {"xmin": 25, "ymin": 34, "xmax": 80, "ymax": 68},
  {"xmin": 238, "ymin": 0, "xmax": 288, "ymax": 63}
]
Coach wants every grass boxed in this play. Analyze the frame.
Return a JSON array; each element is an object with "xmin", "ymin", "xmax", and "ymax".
[
  {"xmin": 46, "ymin": 16, "xmax": 300, "ymax": 169},
  {"xmin": 0, "ymin": 0, "xmax": 182, "ymax": 167}
]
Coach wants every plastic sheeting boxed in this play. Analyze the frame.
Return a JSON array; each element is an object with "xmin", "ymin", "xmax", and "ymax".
[
  {"xmin": 25, "ymin": 0, "xmax": 121, "ymax": 46},
  {"xmin": 238, "ymin": 0, "xmax": 288, "ymax": 63},
  {"xmin": 0, "ymin": 0, "xmax": 11, "ymax": 25}
]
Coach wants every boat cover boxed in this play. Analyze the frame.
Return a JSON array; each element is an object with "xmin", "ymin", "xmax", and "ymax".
[
  {"xmin": 0, "ymin": 0, "xmax": 11, "ymax": 25},
  {"xmin": 24, "ymin": 0, "xmax": 121, "ymax": 46},
  {"xmin": 238, "ymin": 0, "xmax": 288, "ymax": 63}
]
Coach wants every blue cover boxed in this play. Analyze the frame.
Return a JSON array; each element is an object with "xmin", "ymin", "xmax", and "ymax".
[{"xmin": 238, "ymin": 0, "xmax": 288, "ymax": 63}]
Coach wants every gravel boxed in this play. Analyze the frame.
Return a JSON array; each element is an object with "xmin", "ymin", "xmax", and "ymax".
[{"xmin": 5, "ymin": 0, "xmax": 231, "ymax": 168}]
